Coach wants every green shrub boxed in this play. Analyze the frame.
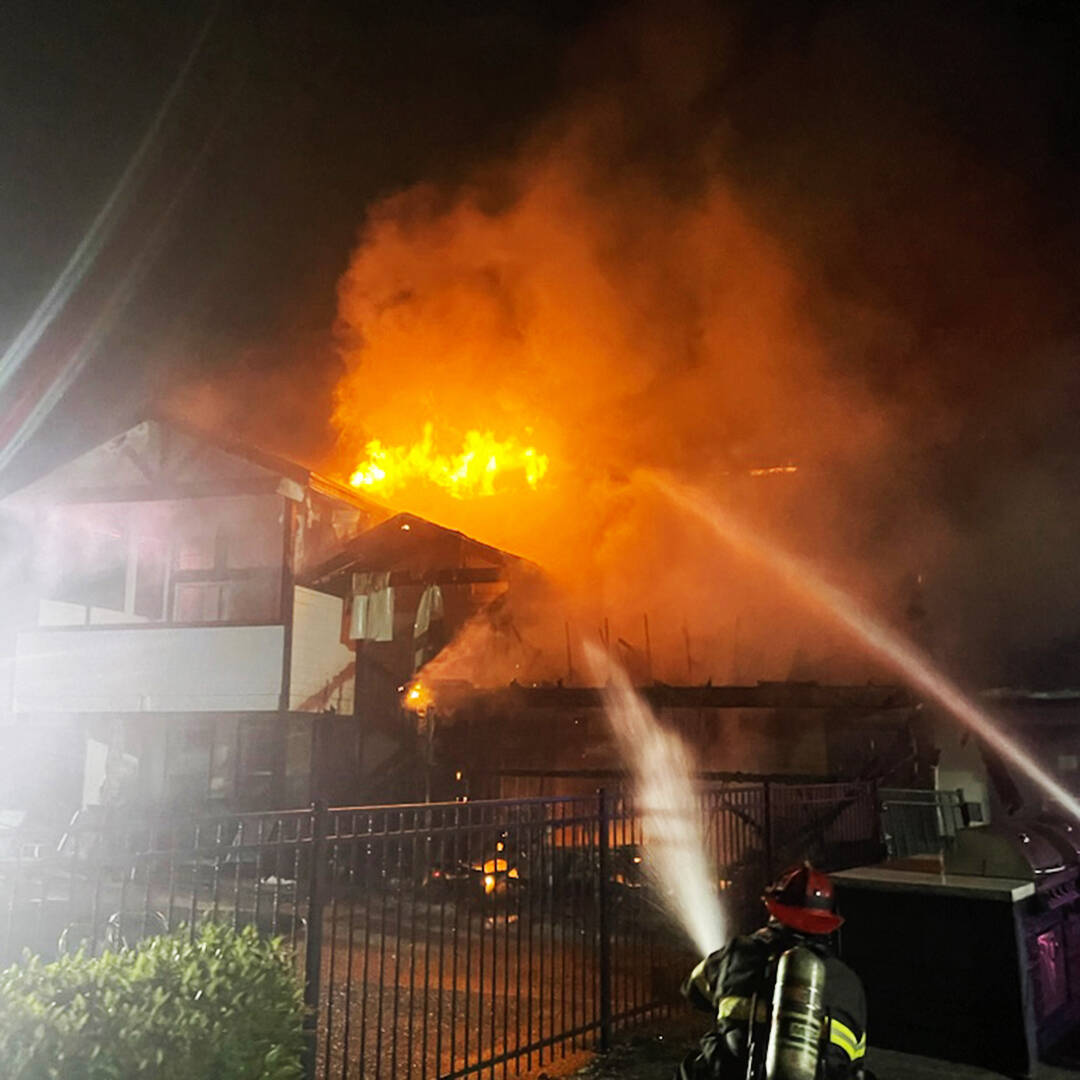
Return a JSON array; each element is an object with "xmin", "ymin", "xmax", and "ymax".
[{"xmin": 0, "ymin": 923, "xmax": 305, "ymax": 1080}]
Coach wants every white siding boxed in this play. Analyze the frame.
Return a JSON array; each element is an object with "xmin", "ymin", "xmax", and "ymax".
[
  {"xmin": 0, "ymin": 655, "xmax": 13, "ymax": 721},
  {"xmin": 289, "ymin": 587, "xmax": 354, "ymax": 713},
  {"xmin": 89, "ymin": 607, "xmax": 148, "ymax": 625},
  {"xmin": 38, "ymin": 599, "xmax": 86, "ymax": 626},
  {"xmin": 13, "ymin": 625, "xmax": 285, "ymax": 713},
  {"xmin": 37, "ymin": 600, "xmax": 149, "ymax": 627}
]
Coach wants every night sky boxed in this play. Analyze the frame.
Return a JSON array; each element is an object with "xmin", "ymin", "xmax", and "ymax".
[
  {"xmin": 3, "ymin": 1, "xmax": 1080, "ymax": 682},
  {"xmin": 0, "ymin": 0, "xmax": 612, "ymax": 474}
]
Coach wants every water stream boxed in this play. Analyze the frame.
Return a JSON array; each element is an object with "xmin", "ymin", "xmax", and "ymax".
[
  {"xmin": 585, "ymin": 642, "xmax": 727, "ymax": 956},
  {"xmin": 648, "ymin": 471, "xmax": 1080, "ymax": 821}
]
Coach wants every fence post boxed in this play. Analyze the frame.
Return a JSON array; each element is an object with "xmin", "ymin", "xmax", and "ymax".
[
  {"xmin": 872, "ymin": 780, "xmax": 885, "ymax": 855},
  {"xmin": 303, "ymin": 801, "xmax": 328, "ymax": 1079},
  {"xmin": 762, "ymin": 780, "xmax": 774, "ymax": 882},
  {"xmin": 597, "ymin": 787, "xmax": 613, "ymax": 1052}
]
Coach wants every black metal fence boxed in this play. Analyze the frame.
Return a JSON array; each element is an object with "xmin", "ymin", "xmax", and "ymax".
[{"xmin": 0, "ymin": 782, "xmax": 881, "ymax": 1079}]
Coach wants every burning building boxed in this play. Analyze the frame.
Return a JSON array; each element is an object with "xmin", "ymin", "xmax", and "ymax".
[
  {"xmin": 0, "ymin": 417, "xmax": 384, "ymax": 820},
  {"xmin": 0, "ymin": 417, "xmax": 553, "ymax": 818},
  {"xmin": 4, "ymin": 412, "xmax": 1078, "ymax": 846},
  {"xmin": 302, "ymin": 510, "xmax": 551, "ymax": 804}
]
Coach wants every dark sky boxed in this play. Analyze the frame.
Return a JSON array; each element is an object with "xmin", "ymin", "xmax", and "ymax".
[
  {"xmin": 0, "ymin": 0, "xmax": 614, "ymax": 476},
  {"xmin": 2, "ymin": 0, "xmax": 1078, "ymax": 467},
  {"xmin": 2, "ymin": 0, "xmax": 1080, "ymax": 682}
]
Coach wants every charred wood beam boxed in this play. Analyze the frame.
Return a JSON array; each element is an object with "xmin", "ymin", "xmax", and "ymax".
[
  {"xmin": 481, "ymin": 682, "xmax": 915, "ymax": 711},
  {"xmin": 307, "ymin": 565, "xmax": 506, "ymax": 590},
  {"xmin": 388, "ymin": 567, "xmax": 504, "ymax": 586},
  {"xmin": 494, "ymin": 767, "xmax": 847, "ymax": 784}
]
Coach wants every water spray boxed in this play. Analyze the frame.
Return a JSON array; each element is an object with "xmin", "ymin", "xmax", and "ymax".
[
  {"xmin": 585, "ymin": 642, "xmax": 726, "ymax": 956},
  {"xmin": 647, "ymin": 471, "xmax": 1080, "ymax": 822}
]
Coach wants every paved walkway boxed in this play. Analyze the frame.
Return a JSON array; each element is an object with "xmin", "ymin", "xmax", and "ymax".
[
  {"xmin": 870, "ymin": 1047, "xmax": 1077, "ymax": 1079},
  {"xmin": 552, "ymin": 1030, "xmax": 1080, "ymax": 1080}
]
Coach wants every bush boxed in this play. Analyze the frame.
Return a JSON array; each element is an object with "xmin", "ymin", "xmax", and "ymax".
[{"xmin": 0, "ymin": 923, "xmax": 305, "ymax": 1079}]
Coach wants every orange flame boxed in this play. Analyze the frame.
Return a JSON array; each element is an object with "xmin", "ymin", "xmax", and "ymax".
[
  {"xmin": 349, "ymin": 423, "xmax": 548, "ymax": 499},
  {"xmin": 403, "ymin": 680, "xmax": 434, "ymax": 712},
  {"xmin": 748, "ymin": 464, "xmax": 798, "ymax": 477}
]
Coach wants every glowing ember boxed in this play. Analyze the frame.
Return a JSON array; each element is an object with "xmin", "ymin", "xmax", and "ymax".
[
  {"xmin": 349, "ymin": 423, "xmax": 548, "ymax": 499},
  {"xmin": 403, "ymin": 680, "xmax": 434, "ymax": 712},
  {"xmin": 748, "ymin": 464, "xmax": 798, "ymax": 477}
]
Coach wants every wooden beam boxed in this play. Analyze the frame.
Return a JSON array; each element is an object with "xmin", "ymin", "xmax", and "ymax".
[{"xmin": 465, "ymin": 682, "xmax": 917, "ymax": 712}]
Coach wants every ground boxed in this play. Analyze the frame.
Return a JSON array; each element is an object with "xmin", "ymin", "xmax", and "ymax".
[{"xmin": 521, "ymin": 1026, "xmax": 1080, "ymax": 1080}]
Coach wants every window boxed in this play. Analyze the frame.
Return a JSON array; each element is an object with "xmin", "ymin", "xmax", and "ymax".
[
  {"xmin": 226, "ymin": 576, "xmax": 279, "ymax": 621},
  {"xmin": 208, "ymin": 725, "xmax": 237, "ymax": 801},
  {"xmin": 225, "ymin": 527, "xmax": 279, "ymax": 570},
  {"xmin": 172, "ymin": 577, "xmax": 279, "ymax": 623},
  {"xmin": 173, "ymin": 582, "xmax": 226, "ymax": 623},
  {"xmin": 52, "ymin": 524, "xmax": 126, "ymax": 612},
  {"xmin": 176, "ymin": 535, "xmax": 216, "ymax": 571},
  {"xmin": 164, "ymin": 726, "xmax": 212, "ymax": 805}
]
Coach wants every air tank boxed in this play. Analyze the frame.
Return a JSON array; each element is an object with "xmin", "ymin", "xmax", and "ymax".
[{"xmin": 765, "ymin": 945, "xmax": 826, "ymax": 1080}]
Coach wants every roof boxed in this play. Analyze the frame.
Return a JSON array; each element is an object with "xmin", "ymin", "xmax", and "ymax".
[
  {"xmin": 303, "ymin": 511, "xmax": 537, "ymax": 588},
  {"xmin": 2, "ymin": 415, "xmax": 385, "ymax": 516}
]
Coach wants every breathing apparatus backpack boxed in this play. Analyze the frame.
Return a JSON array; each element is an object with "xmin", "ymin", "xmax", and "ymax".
[{"xmin": 745, "ymin": 944, "xmax": 828, "ymax": 1080}]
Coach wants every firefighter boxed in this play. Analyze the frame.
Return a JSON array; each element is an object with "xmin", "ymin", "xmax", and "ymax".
[{"xmin": 676, "ymin": 862, "xmax": 870, "ymax": 1080}]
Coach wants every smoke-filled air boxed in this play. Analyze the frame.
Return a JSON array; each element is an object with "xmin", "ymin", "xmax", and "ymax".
[
  {"xmin": 329, "ymin": 102, "xmax": 889, "ymax": 683},
  {"xmin": 651, "ymin": 472, "xmax": 1080, "ymax": 822},
  {"xmin": 324, "ymin": 3, "xmax": 1080, "ymax": 690}
]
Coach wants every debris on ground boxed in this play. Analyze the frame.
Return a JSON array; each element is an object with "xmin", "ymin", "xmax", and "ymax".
[{"xmin": 569, "ymin": 1028, "xmax": 694, "ymax": 1079}]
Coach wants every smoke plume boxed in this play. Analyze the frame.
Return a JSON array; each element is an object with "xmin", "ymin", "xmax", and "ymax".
[
  {"xmin": 142, "ymin": 1, "xmax": 1080, "ymax": 688},
  {"xmin": 329, "ymin": 21, "xmax": 901, "ymax": 683},
  {"xmin": 326, "ymin": 2, "xmax": 1080, "ymax": 687}
]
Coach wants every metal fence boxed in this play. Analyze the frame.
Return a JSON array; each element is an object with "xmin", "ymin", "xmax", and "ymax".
[
  {"xmin": 879, "ymin": 787, "xmax": 966, "ymax": 858},
  {"xmin": 0, "ymin": 782, "xmax": 881, "ymax": 1079}
]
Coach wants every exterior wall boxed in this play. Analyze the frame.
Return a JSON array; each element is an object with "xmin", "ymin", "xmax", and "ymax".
[
  {"xmin": 38, "ymin": 599, "xmax": 150, "ymax": 626},
  {"xmin": 685, "ymin": 708, "xmax": 830, "ymax": 775},
  {"xmin": 289, "ymin": 586, "xmax": 354, "ymax": 713},
  {"xmin": 0, "ymin": 717, "xmax": 84, "ymax": 826},
  {"xmin": 13, "ymin": 625, "xmax": 285, "ymax": 712},
  {"xmin": 447, "ymin": 704, "xmax": 833, "ymax": 782},
  {"xmin": 0, "ymin": 654, "xmax": 13, "ymax": 721}
]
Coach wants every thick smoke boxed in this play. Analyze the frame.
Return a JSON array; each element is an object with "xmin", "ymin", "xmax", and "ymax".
[
  {"xmin": 327, "ymin": 2, "xmax": 1080, "ymax": 687},
  {"xmin": 328, "ymin": 27, "xmax": 897, "ymax": 682},
  {"xmin": 132, "ymin": 1, "xmax": 1080, "ymax": 688}
]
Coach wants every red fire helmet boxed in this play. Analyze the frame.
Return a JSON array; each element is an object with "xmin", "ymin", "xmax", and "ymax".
[{"xmin": 763, "ymin": 862, "xmax": 844, "ymax": 935}]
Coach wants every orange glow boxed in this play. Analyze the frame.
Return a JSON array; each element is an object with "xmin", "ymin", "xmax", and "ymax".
[
  {"xmin": 403, "ymin": 680, "xmax": 434, "ymax": 712},
  {"xmin": 349, "ymin": 423, "xmax": 547, "ymax": 499},
  {"xmin": 748, "ymin": 465, "xmax": 798, "ymax": 477},
  {"xmin": 323, "ymin": 104, "xmax": 897, "ymax": 690},
  {"xmin": 483, "ymin": 874, "xmax": 496, "ymax": 894}
]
